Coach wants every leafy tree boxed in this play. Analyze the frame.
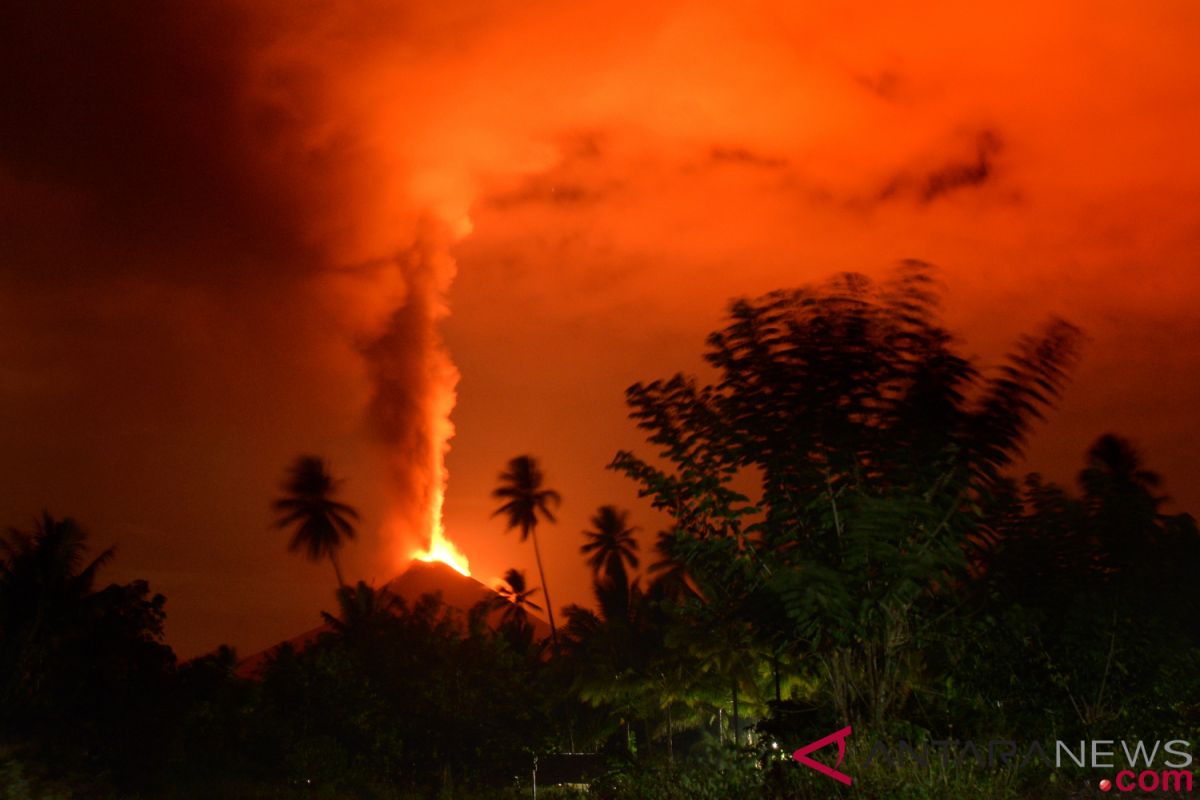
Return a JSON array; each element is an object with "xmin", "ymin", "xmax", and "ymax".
[
  {"xmin": 249, "ymin": 588, "xmax": 557, "ymax": 795},
  {"xmin": 0, "ymin": 514, "xmax": 173, "ymax": 791},
  {"xmin": 272, "ymin": 455, "xmax": 359, "ymax": 589},
  {"xmin": 563, "ymin": 566, "xmax": 728, "ymax": 760},
  {"xmin": 565, "ymin": 578, "xmax": 657, "ymax": 755},
  {"xmin": 493, "ymin": 454, "xmax": 563, "ymax": 649},
  {"xmin": 971, "ymin": 434, "xmax": 1200, "ymax": 738},
  {"xmin": 612, "ymin": 265, "xmax": 1082, "ymax": 728}
]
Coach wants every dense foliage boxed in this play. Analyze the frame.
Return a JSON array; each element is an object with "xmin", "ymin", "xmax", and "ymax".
[{"xmin": 2, "ymin": 267, "xmax": 1197, "ymax": 798}]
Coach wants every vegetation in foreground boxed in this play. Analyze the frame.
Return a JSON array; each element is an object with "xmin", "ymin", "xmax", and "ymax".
[{"xmin": 1, "ymin": 266, "xmax": 1197, "ymax": 798}]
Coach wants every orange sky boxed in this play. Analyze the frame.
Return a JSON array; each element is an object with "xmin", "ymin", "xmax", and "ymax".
[{"xmin": 1, "ymin": 1, "xmax": 1198, "ymax": 657}]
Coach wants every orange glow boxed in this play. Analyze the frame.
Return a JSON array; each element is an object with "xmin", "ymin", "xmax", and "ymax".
[
  {"xmin": 409, "ymin": 374, "xmax": 471, "ymax": 577},
  {"xmin": 410, "ymin": 469, "xmax": 471, "ymax": 577},
  {"xmin": 412, "ymin": 530, "xmax": 471, "ymax": 578}
]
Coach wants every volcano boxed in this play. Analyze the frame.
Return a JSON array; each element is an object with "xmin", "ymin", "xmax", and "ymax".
[
  {"xmin": 235, "ymin": 560, "xmax": 550, "ymax": 678},
  {"xmin": 383, "ymin": 559, "xmax": 496, "ymax": 610}
]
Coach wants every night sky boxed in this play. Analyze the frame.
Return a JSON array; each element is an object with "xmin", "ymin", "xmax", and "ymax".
[{"xmin": 2, "ymin": 1, "xmax": 1198, "ymax": 658}]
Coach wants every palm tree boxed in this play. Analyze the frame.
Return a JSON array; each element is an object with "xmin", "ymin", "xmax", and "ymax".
[
  {"xmin": 1079, "ymin": 434, "xmax": 1175, "ymax": 581},
  {"xmin": 0, "ymin": 513, "xmax": 113, "ymax": 604},
  {"xmin": 321, "ymin": 581, "xmax": 398, "ymax": 644},
  {"xmin": 647, "ymin": 531, "xmax": 695, "ymax": 601},
  {"xmin": 272, "ymin": 455, "xmax": 359, "ymax": 589},
  {"xmin": 0, "ymin": 513, "xmax": 114, "ymax": 708},
  {"xmin": 492, "ymin": 455, "xmax": 562, "ymax": 649},
  {"xmin": 580, "ymin": 505, "xmax": 639, "ymax": 588},
  {"xmin": 491, "ymin": 568, "xmax": 543, "ymax": 628}
]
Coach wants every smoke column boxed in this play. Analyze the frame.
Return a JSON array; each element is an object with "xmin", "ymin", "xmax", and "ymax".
[{"xmin": 360, "ymin": 228, "xmax": 470, "ymax": 575}]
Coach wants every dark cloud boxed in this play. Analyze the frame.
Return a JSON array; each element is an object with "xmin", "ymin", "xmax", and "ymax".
[
  {"xmin": 0, "ymin": 0, "xmax": 449, "ymax": 656},
  {"xmin": 877, "ymin": 129, "xmax": 1003, "ymax": 205},
  {"xmin": 483, "ymin": 139, "xmax": 622, "ymax": 210},
  {"xmin": 708, "ymin": 147, "xmax": 789, "ymax": 170},
  {"xmin": 853, "ymin": 69, "xmax": 904, "ymax": 102},
  {"xmin": 918, "ymin": 130, "xmax": 1002, "ymax": 202},
  {"xmin": 486, "ymin": 178, "xmax": 614, "ymax": 209},
  {"xmin": 0, "ymin": 1, "xmax": 322, "ymax": 284}
]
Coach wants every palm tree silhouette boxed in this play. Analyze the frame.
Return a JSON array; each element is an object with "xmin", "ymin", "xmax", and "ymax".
[
  {"xmin": 1080, "ymin": 434, "xmax": 1170, "ymax": 576},
  {"xmin": 580, "ymin": 505, "xmax": 639, "ymax": 588},
  {"xmin": 492, "ymin": 455, "xmax": 561, "ymax": 650},
  {"xmin": 0, "ymin": 513, "xmax": 113, "ymax": 601},
  {"xmin": 272, "ymin": 455, "xmax": 359, "ymax": 589},
  {"xmin": 491, "ymin": 568, "xmax": 543, "ymax": 628},
  {"xmin": 647, "ymin": 531, "xmax": 694, "ymax": 601},
  {"xmin": 0, "ymin": 513, "xmax": 114, "ymax": 708},
  {"xmin": 321, "ymin": 581, "xmax": 397, "ymax": 643}
]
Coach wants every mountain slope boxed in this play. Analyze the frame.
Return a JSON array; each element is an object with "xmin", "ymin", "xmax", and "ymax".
[{"xmin": 235, "ymin": 560, "xmax": 549, "ymax": 678}]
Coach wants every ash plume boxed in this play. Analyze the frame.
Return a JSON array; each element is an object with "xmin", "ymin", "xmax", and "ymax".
[{"xmin": 360, "ymin": 235, "xmax": 460, "ymax": 557}]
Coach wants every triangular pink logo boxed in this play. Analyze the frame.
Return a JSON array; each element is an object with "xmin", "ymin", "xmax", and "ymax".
[{"xmin": 792, "ymin": 725, "xmax": 853, "ymax": 785}]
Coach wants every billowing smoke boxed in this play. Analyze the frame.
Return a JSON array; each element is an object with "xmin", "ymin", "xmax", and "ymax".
[
  {"xmin": 0, "ymin": 0, "xmax": 486, "ymax": 650},
  {"xmin": 359, "ymin": 231, "xmax": 465, "ymax": 573}
]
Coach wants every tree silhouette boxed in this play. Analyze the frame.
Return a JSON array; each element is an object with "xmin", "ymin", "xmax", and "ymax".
[
  {"xmin": 491, "ymin": 568, "xmax": 543, "ymax": 629},
  {"xmin": 0, "ymin": 513, "xmax": 114, "ymax": 710},
  {"xmin": 562, "ymin": 571, "xmax": 714, "ymax": 758},
  {"xmin": 492, "ymin": 455, "xmax": 562, "ymax": 650},
  {"xmin": 580, "ymin": 505, "xmax": 640, "ymax": 589},
  {"xmin": 272, "ymin": 455, "xmax": 359, "ymax": 589},
  {"xmin": 612, "ymin": 264, "xmax": 1083, "ymax": 726},
  {"xmin": 0, "ymin": 513, "xmax": 172, "ymax": 784},
  {"xmin": 646, "ymin": 531, "xmax": 695, "ymax": 603},
  {"xmin": 321, "ymin": 581, "xmax": 398, "ymax": 642},
  {"xmin": 1080, "ymin": 434, "xmax": 1170, "ymax": 576},
  {"xmin": 959, "ymin": 434, "xmax": 1200, "ymax": 740}
]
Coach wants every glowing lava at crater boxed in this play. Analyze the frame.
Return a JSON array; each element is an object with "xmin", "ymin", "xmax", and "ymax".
[
  {"xmin": 408, "ymin": 449, "xmax": 471, "ymax": 576},
  {"xmin": 412, "ymin": 526, "xmax": 471, "ymax": 577}
]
